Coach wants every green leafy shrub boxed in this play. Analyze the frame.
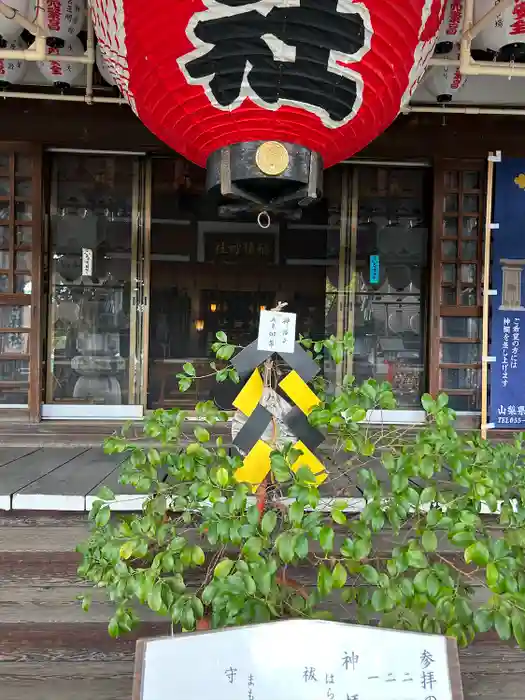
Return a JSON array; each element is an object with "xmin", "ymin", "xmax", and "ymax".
[{"xmin": 77, "ymin": 333, "xmax": 525, "ymax": 647}]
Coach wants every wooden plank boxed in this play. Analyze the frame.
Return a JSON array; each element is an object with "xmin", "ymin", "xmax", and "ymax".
[
  {"xmin": 0, "ymin": 447, "xmax": 88, "ymax": 503},
  {"xmin": 0, "ymin": 447, "xmax": 39, "ymax": 467},
  {"xmin": 12, "ymin": 449, "xmax": 126, "ymax": 511},
  {"xmin": 0, "ymin": 661, "xmax": 133, "ymax": 700},
  {"xmin": 86, "ymin": 458, "xmax": 147, "ymax": 512}
]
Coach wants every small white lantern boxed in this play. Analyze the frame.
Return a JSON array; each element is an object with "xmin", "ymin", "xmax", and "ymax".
[
  {"xmin": 96, "ymin": 44, "xmax": 115, "ymax": 86},
  {"xmin": 0, "ymin": 0, "xmax": 33, "ymax": 41},
  {"xmin": 44, "ymin": 0, "xmax": 85, "ymax": 43},
  {"xmin": 472, "ymin": 0, "xmax": 525, "ymax": 61},
  {"xmin": 436, "ymin": 0, "xmax": 464, "ymax": 53},
  {"xmin": 426, "ymin": 46, "xmax": 467, "ymax": 102},
  {"xmin": 37, "ymin": 35, "xmax": 85, "ymax": 87},
  {"xmin": 0, "ymin": 37, "xmax": 27, "ymax": 85}
]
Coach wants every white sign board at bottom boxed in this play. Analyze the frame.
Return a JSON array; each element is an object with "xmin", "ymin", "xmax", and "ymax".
[{"xmin": 134, "ymin": 619, "xmax": 463, "ymax": 700}]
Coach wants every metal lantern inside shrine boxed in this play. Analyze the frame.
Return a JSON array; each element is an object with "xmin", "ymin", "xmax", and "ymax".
[
  {"xmin": 435, "ymin": 0, "xmax": 464, "ymax": 54},
  {"xmin": 37, "ymin": 35, "xmax": 85, "ymax": 88},
  {"xmin": 95, "ymin": 44, "xmax": 116, "ymax": 86},
  {"xmin": 472, "ymin": 0, "xmax": 525, "ymax": 62},
  {"xmin": 0, "ymin": 0, "xmax": 32, "ymax": 41},
  {"xmin": 89, "ymin": 0, "xmax": 446, "ymax": 217},
  {"xmin": 44, "ymin": 0, "xmax": 85, "ymax": 46},
  {"xmin": 425, "ymin": 46, "xmax": 467, "ymax": 101},
  {"xmin": 0, "ymin": 37, "xmax": 27, "ymax": 86}
]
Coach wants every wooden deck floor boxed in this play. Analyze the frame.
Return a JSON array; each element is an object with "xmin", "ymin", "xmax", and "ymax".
[{"xmin": 0, "ymin": 447, "xmax": 145, "ymax": 512}]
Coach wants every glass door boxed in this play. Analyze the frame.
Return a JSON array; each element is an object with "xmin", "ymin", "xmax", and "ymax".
[
  {"xmin": 43, "ymin": 152, "xmax": 146, "ymax": 419},
  {"xmin": 0, "ymin": 145, "xmax": 42, "ymax": 418},
  {"xmin": 337, "ymin": 163, "xmax": 432, "ymax": 422}
]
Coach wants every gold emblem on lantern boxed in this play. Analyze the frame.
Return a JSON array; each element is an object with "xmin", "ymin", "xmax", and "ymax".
[{"xmin": 255, "ymin": 141, "xmax": 289, "ymax": 176}]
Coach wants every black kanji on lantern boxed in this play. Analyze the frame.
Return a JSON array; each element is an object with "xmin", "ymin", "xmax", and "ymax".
[{"xmin": 181, "ymin": 0, "xmax": 370, "ymax": 125}]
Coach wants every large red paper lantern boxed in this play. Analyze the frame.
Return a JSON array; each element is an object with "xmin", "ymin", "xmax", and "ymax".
[{"xmin": 90, "ymin": 0, "xmax": 445, "ymax": 214}]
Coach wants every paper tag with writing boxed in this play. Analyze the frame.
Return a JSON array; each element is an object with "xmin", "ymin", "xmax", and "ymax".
[
  {"xmin": 81, "ymin": 248, "xmax": 93, "ymax": 277},
  {"xmin": 257, "ymin": 310, "xmax": 297, "ymax": 354}
]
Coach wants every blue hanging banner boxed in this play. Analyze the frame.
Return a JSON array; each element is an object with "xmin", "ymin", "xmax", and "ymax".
[
  {"xmin": 369, "ymin": 254, "xmax": 380, "ymax": 285},
  {"xmin": 489, "ymin": 157, "xmax": 525, "ymax": 428}
]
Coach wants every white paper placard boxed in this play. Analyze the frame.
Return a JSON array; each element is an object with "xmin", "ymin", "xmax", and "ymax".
[
  {"xmin": 137, "ymin": 620, "xmax": 458, "ymax": 700},
  {"xmin": 257, "ymin": 310, "xmax": 297, "ymax": 354},
  {"xmin": 81, "ymin": 247, "xmax": 93, "ymax": 277}
]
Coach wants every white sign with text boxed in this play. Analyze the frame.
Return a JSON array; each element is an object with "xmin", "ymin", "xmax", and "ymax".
[
  {"xmin": 257, "ymin": 310, "xmax": 297, "ymax": 354},
  {"xmin": 137, "ymin": 619, "xmax": 456, "ymax": 700}
]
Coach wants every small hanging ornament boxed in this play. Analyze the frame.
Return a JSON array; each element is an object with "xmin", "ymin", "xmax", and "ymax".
[
  {"xmin": 0, "ymin": 36, "xmax": 27, "ymax": 87},
  {"xmin": 435, "ymin": 0, "xmax": 464, "ymax": 54},
  {"xmin": 0, "ymin": 0, "xmax": 33, "ymax": 41},
  {"xmin": 425, "ymin": 45, "xmax": 467, "ymax": 102},
  {"xmin": 44, "ymin": 0, "xmax": 85, "ymax": 47},
  {"xmin": 472, "ymin": 0, "xmax": 525, "ymax": 62},
  {"xmin": 37, "ymin": 35, "xmax": 85, "ymax": 89},
  {"xmin": 95, "ymin": 44, "xmax": 115, "ymax": 86}
]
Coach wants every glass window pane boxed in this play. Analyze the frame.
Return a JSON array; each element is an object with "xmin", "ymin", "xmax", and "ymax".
[
  {"xmin": 0, "ymin": 251, "xmax": 9, "ymax": 268},
  {"xmin": 463, "ymin": 194, "xmax": 479, "ymax": 213},
  {"xmin": 16, "ymin": 226, "xmax": 32, "ymax": 246},
  {"xmin": 0, "ymin": 358, "xmax": 29, "ymax": 381},
  {"xmin": 462, "ymin": 216, "xmax": 479, "ymax": 237},
  {"xmin": 15, "ymin": 178, "xmax": 32, "ymax": 198},
  {"xmin": 444, "ymin": 171, "xmax": 459, "ymax": 189},
  {"xmin": 442, "ymin": 286, "xmax": 456, "ymax": 304},
  {"xmin": 0, "ymin": 385, "xmax": 28, "ymax": 404},
  {"xmin": 463, "ymin": 171, "xmax": 481, "ymax": 190},
  {"xmin": 441, "ymin": 316, "xmax": 481, "ymax": 338},
  {"xmin": 442, "ymin": 264, "xmax": 456, "ymax": 283},
  {"xmin": 460, "ymin": 263, "xmax": 476, "ymax": 283},
  {"xmin": 15, "ymin": 251, "xmax": 31, "ymax": 270},
  {"xmin": 0, "ymin": 226, "xmax": 8, "ymax": 247},
  {"xmin": 0, "ymin": 305, "xmax": 31, "ymax": 328},
  {"xmin": 460, "ymin": 240, "xmax": 477, "ymax": 259},
  {"xmin": 444, "ymin": 194, "xmax": 458, "ymax": 213},
  {"xmin": 0, "ymin": 274, "xmax": 8, "ymax": 291},
  {"xmin": 15, "ymin": 201, "xmax": 32, "ymax": 221},
  {"xmin": 15, "ymin": 155, "xmax": 32, "ymax": 176},
  {"xmin": 443, "ymin": 217, "xmax": 458, "ymax": 237},
  {"xmin": 459, "ymin": 286, "xmax": 477, "ymax": 306},
  {"xmin": 442, "ymin": 240, "xmax": 457, "ymax": 259},
  {"xmin": 441, "ymin": 368, "xmax": 481, "ymax": 390},
  {"xmin": 0, "ymin": 204, "xmax": 10, "ymax": 221},
  {"xmin": 448, "ymin": 393, "xmax": 481, "ymax": 411},
  {"xmin": 0, "ymin": 331, "xmax": 29, "ymax": 354},
  {"xmin": 15, "ymin": 274, "xmax": 31, "ymax": 294},
  {"xmin": 441, "ymin": 342, "xmax": 481, "ymax": 363},
  {"xmin": 0, "ymin": 177, "xmax": 10, "ymax": 196}
]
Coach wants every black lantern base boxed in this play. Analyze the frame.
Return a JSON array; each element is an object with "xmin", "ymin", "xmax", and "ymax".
[{"xmin": 206, "ymin": 141, "xmax": 323, "ymax": 219}]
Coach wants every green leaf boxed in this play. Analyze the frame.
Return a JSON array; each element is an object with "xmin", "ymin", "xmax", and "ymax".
[
  {"xmin": 147, "ymin": 582, "xmax": 163, "ymax": 612},
  {"xmin": 97, "ymin": 486, "xmax": 115, "ymax": 501},
  {"xmin": 247, "ymin": 504, "xmax": 260, "ymax": 526},
  {"xmin": 474, "ymin": 609, "xmax": 493, "ymax": 633},
  {"xmin": 353, "ymin": 539, "xmax": 371, "ymax": 561},
  {"xmin": 512, "ymin": 611, "xmax": 525, "ymax": 648},
  {"xmin": 276, "ymin": 533, "xmax": 295, "ymax": 563},
  {"xmin": 426, "ymin": 573, "xmax": 440, "ymax": 598},
  {"xmin": 191, "ymin": 545, "xmax": 206, "ymax": 566},
  {"xmin": 319, "ymin": 526, "xmax": 335, "ymax": 553},
  {"xmin": 194, "ymin": 426, "xmax": 210, "ymax": 443},
  {"xmin": 360, "ymin": 564, "xmax": 379, "ymax": 585},
  {"xmin": 183, "ymin": 362, "xmax": 196, "ymax": 377},
  {"xmin": 95, "ymin": 505, "xmax": 110, "ymax": 527},
  {"xmin": 214, "ymin": 559, "xmax": 234, "ymax": 579},
  {"xmin": 119, "ymin": 540, "xmax": 135, "ymax": 560},
  {"xmin": 464, "ymin": 541, "xmax": 490, "ymax": 567},
  {"xmin": 422, "ymin": 530, "xmax": 438, "ymax": 552},
  {"xmin": 261, "ymin": 510, "xmax": 277, "ymax": 535},
  {"xmin": 215, "ymin": 467, "xmax": 229, "ymax": 487},
  {"xmin": 108, "ymin": 617, "xmax": 120, "ymax": 638},
  {"xmin": 331, "ymin": 508, "xmax": 347, "ymax": 525},
  {"xmin": 242, "ymin": 537, "xmax": 262, "ymax": 559},
  {"xmin": 270, "ymin": 453, "xmax": 290, "ymax": 482},
  {"xmin": 486, "ymin": 562, "xmax": 499, "ymax": 588},
  {"xmin": 216, "ymin": 331, "xmax": 227, "ymax": 342},
  {"xmin": 494, "ymin": 610, "xmax": 512, "ymax": 641},
  {"xmin": 421, "ymin": 393, "xmax": 435, "ymax": 412},
  {"xmin": 371, "ymin": 589, "xmax": 389, "ymax": 612},
  {"xmin": 289, "ymin": 501, "xmax": 304, "ymax": 526},
  {"xmin": 332, "ymin": 562, "xmax": 348, "ymax": 589},
  {"xmin": 407, "ymin": 549, "xmax": 428, "ymax": 569},
  {"xmin": 317, "ymin": 564, "xmax": 333, "ymax": 596},
  {"xmin": 178, "ymin": 377, "xmax": 192, "ymax": 392}
]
